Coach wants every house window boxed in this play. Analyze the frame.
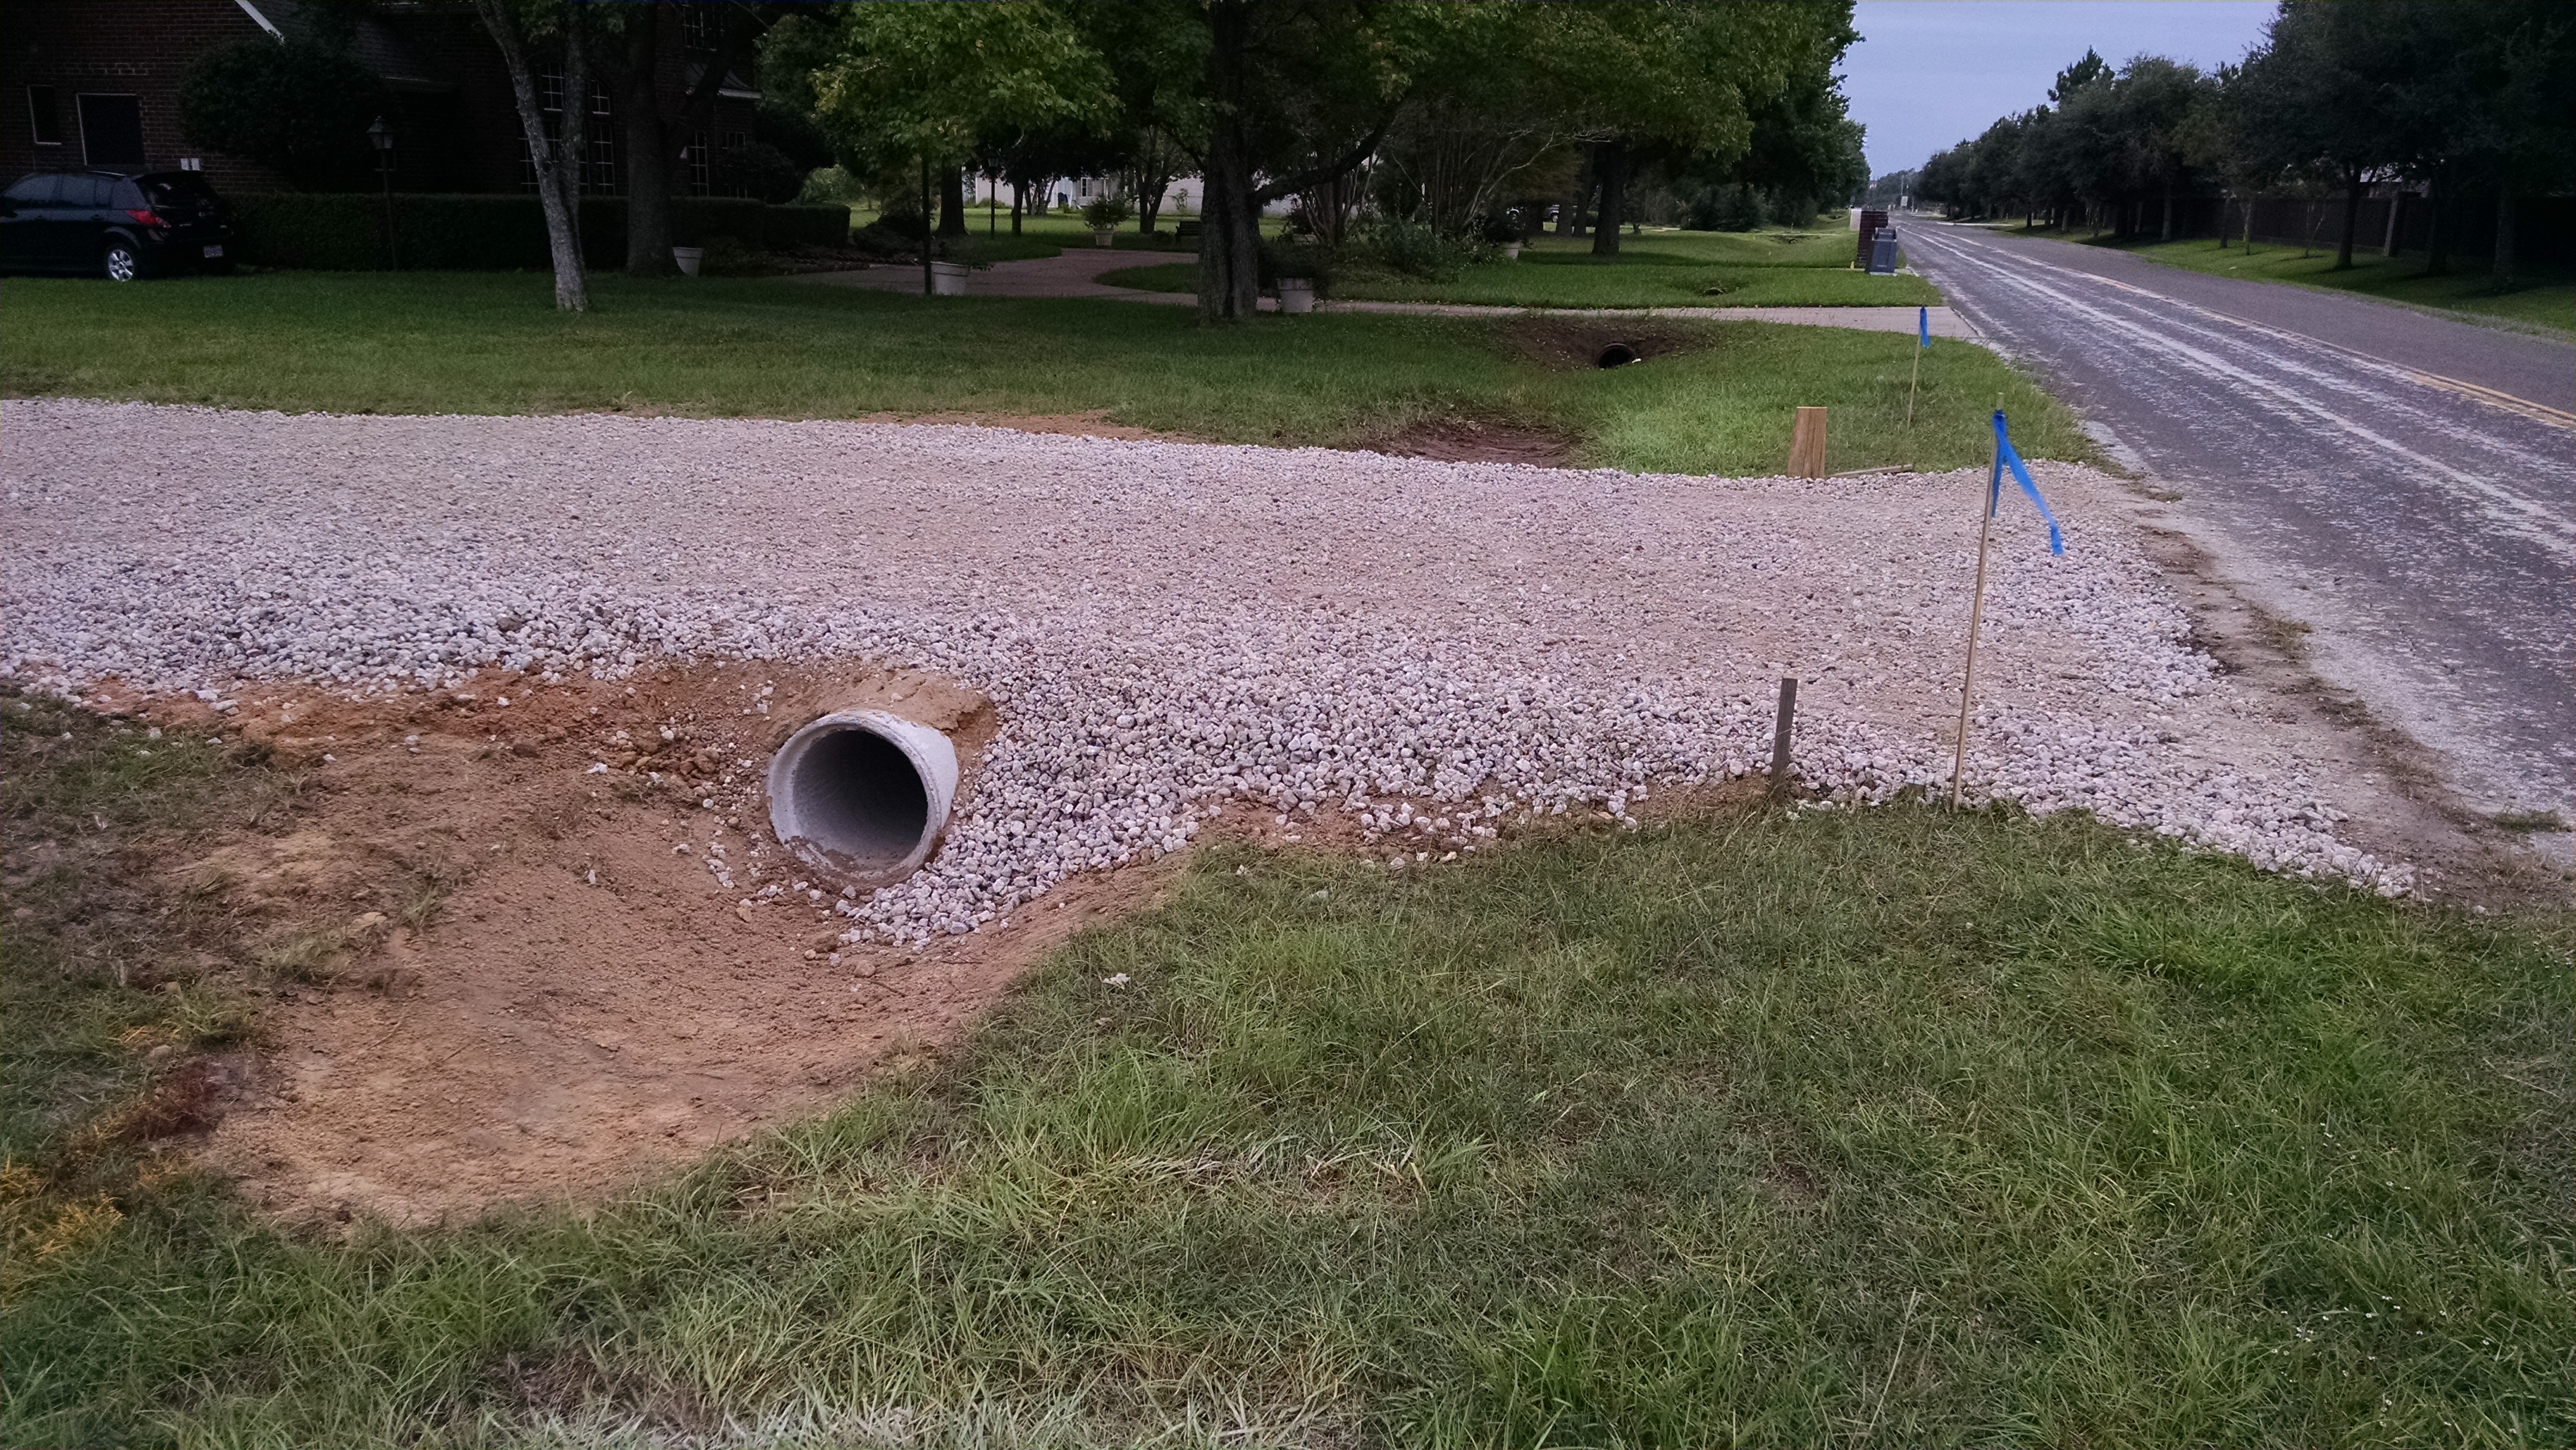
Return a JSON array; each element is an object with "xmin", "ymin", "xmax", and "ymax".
[
  {"xmin": 679, "ymin": 4, "xmax": 714, "ymax": 51},
  {"xmin": 585, "ymin": 79, "xmax": 617, "ymax": 193},
  {"xmin": 27, "ymin": 85, "xmax": 60, "ymax": 145},
  {"xmin": 686, "ymin": 131, "xmax": 710, "ymax": 195},
  {"xmin": 719, "ymin": 129, "xmax": 747, "ymax": 197},
  {"xmin": 519, "ymin": 72, "xmax": 617, "ymax": 192}
]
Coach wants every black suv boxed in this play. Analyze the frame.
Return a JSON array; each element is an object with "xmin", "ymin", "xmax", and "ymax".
[{"xmin": 0, "ymin": 169, "xmax": 236, "ymax": 280}]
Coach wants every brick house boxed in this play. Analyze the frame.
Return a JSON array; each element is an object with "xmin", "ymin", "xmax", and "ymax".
[{"xmin": 0, "ymin": 0, "xmax": 765, "ymax": 197}]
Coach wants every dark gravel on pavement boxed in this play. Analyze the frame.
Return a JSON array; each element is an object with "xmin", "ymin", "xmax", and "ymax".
[{"xmin": 1903, "ymin": 221, "xmax": 2574, "ymax": 828}]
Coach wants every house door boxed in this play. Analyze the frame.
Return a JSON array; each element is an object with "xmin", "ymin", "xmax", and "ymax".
[{"xmin": 78, "ymin": 94, "xmax": 145, "ymax": 169}]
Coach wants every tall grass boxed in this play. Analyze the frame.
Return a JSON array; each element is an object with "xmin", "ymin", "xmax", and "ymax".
[{"xmin": 7, "ymin": 696, "xmax": 2567, "ymax": 1448}]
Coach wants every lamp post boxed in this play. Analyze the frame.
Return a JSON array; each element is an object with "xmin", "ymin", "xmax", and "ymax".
[{"xmin": 367, "ymin": 116, "xmax": 398, "ymax": 270}]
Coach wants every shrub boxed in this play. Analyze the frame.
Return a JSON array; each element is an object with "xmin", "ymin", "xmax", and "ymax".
[
  {"xmin": 1680, "ymin": 182, "xmax": 1770, "ymax": 233},
  {"xmin": 1258, "ymin": 235, "xmax": 1340, "ymax": 295},
  {"xmin": 1080, "ymin": 194, "xmax": 1134, "ymax": 230},
  {"xmin": 1360, "ymin": 217, "xmax": 1481, "ymax": 281},
  {"xmin": 178, "ymin": 37, "xmax": 379, "ymax": 190},
  {"xmin": 224, "ymin": 194, "xmax": 850, "ymax": 271}
]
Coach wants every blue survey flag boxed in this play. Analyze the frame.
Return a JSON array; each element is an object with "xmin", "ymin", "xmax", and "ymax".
[
  {"xmin": 1918, "ymin": 305, "xmax": 1929, "ymax": 348},
  {"xmin": 1989, "ymin": 410, "xmax": 2064, "ymax": 554}
]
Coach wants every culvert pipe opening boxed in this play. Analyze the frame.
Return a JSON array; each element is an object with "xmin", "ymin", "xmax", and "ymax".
[
  {"xmin": 766, "ymin": 709, "xmax": 959, "ymax": 882},
  {"xmin": 1594, "ymin": 342, "xmax": 1643, "ymax": 368}
]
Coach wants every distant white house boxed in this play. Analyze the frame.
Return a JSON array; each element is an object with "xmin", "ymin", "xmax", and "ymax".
[{"xmin": 970, "ymin": 173, "xmax": 1296, "ymax": 219}]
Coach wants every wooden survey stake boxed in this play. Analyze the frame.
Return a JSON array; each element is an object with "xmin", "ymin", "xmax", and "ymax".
[{"xmin": 1788, "ymin": 407, "xmax": 1828, "ymax": 478}]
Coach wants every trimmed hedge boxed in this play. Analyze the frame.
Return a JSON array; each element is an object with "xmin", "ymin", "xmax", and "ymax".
[{"xmin": 228, "ymin": 193, "xmax": 850, "ymax": 271}]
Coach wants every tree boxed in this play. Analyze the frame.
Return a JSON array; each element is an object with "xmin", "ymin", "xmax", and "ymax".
[
  {"xmin": 1182, "ymin": 1, "xmax": 1439, "ymax": 318},
  {"xmin": 2051, "ymin": 49, "xmax": 2110, "ymax": 103},
  {"xmin": 801, "ymin": 2, "xmax": 1111, "ymax": 288},
  {"xmin": 2229, "ymin": 2, "xmax": 2408, "ymax": 269},
  {"xmin": 2472, "ymin": 0, "xmax": 2575, "ymax": 284},
  {"xmin": 476, "ymin": 0, "xmax": 591, "ymax": 311},
  {"xmin": 600, "ymin": 4, "xmax": 770, "ymax": 277},
  {"xmin": 177, "ymin": 29, "xmax": 379, "ymax": 190},
  {"xmin": 1522, "ymin": 1, "xmax": 1850, "ymax": 256}
]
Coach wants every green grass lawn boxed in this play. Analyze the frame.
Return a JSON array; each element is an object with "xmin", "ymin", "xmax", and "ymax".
[
  {"xmin": 2056, "ymin": 231, "xmax": 2574, "ymax": 336},
  {"xmin": 1, "ymin": 270, "xmax": 2070, "ymax": 476},
  {"xmin": 1103, "ymin": 228, "xmax": 1942, "ymax": 309},
  {"xmin": 6, "ymin": 690, "xmax": 2568, "ymax": 1447}
]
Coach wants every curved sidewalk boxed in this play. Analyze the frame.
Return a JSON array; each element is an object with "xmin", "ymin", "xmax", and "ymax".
[{"xmin": 794, "ymin": 249, "xmax": 1975, "ymax": 338}]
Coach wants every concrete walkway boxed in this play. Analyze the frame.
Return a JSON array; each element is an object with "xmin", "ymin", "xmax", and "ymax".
[{"xmin": 794, "ymin": 249, "xmax": 1976, "ymax": 337}]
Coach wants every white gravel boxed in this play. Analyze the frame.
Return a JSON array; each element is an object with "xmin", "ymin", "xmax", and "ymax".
[{"xmin": 2, "ymin": 399, "xmax": 2408, "ymax": 944}]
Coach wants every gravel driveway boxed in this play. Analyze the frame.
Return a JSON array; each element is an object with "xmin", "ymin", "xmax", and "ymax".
[{"xmin": 2, "ymin": 399, "xmax": 2408, "ymax": 943}]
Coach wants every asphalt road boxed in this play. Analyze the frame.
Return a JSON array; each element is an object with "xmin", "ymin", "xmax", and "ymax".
[{"xmin": 1902, "ymin": 221, "xmax": 2574, "ymax": 825}]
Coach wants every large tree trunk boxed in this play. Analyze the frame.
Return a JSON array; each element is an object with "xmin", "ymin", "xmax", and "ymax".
[
  {"xmin": 621, "ymin": 10, "xmax": 673, "ymax": 276},
  {"xmin": 1010, "ymin": 179, "xmax": 1022, "ymax": 236},
  {"xmin": 2491, "ymin": 191, "xmax": 2517, "ymax": 286},
  {"xmin": 1559, "ymin": 151, "xmax": 1592, "ymax": 237},
  {"xmin": 2334, "ymin": 172, "xmax": 2362, "ymax": 270},
  {"xmin": 1199, "ymin": 127, "xmax": 1261, "ymax": 321},
  {"xmin": 1589, "ymin": 140, "xmax": 1626, "ymax": 256},
  {"xmin": 937, "ymin": 166, "xmax": 967, "ymax": 237},
  {"xmin": 478, "ymin": 0, "xmax": 587, "ymax": 310},
  {"xmin": 2159, "ymin": 186, "xmax": 2174, "ymax": 241},
  {"xmin": 1197, "ymin": 3, "xmax": 1262, "ymax": 321}
]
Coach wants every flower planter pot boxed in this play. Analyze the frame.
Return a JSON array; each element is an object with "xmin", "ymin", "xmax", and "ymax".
[
  {"xmin": 671, "ymin": 246, "xmax": 704, "ymax": 277},
  {"xmin": 928, "ymin": 259, "xmax": 970, "ymax": 296},
  {"xmin": 1093, "ymin": 229, "xmax": 1116, "ymax": 247},
  {"xmin": 1276, "ymin": 277, "xmax": 1317, "ymax": 314},
  {"xmin": 1502, "ymin": 241, "xmax": 1523, "ymax": 260}
]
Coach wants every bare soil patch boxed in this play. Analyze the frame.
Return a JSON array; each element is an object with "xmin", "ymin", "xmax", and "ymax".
[
  {"xmin": 1364, "ymin": 415, "xmax": 1578, "ymax": 467},
  {"xmin": 92, "ymin": 662, "xmax": 1179, "ymax": 1228},
  {"xmin": 1494, "ymin": 317, "xmax": 1724, "ymax": 371}
]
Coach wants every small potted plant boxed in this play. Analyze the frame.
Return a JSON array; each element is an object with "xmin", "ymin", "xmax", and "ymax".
[
  {"xmin": 1484, "ymin": 211, "xmax": 1525, "ymax": 260},
  {"xmin": 1261, "ymin": 236, "xmax": 1332, "ymax": 315},
  {"xmin": 1080, "ymin": 194, "xmax": 1133, "ymax": 247}
]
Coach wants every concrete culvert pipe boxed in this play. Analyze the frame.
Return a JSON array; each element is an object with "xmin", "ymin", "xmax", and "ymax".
[
  {"xmin": 1594, "ymin": 342, "xmax": 1643, "ymax": 368},
  {"xmin": 766, "ymin": 710, "xmax": 959, "ymax": 882}
]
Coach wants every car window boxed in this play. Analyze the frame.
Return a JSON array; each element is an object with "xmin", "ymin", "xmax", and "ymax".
[
  {"xmin": 110, "ymin": 179, "xmax": 145, "ymax": 208},
  {"xmin": 61, "ymin": 175, "xmax": 111, "ymax": 208},
  {"xmin": 4, "ymin": 174, "xmax": 60, "ymax": 204},
  {"xmin": 142, "ymin": 175, "xmax": 221, "ymax": 208}
]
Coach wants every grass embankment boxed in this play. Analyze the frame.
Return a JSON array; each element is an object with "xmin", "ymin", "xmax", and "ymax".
[
  {"xmin": 2062, "ymin": 231, "xmax": 2574, "ymax": 336},
  {"xmin": 1106, "ymin": 228, "xmax": 1940, "ymax": 309},
  {"xmin": 1, "ymin": 271, "xmax": 2064, "ymax": 476},
  {"xmin": 6, "ymin": 690, "xmax": 2569, "ymax": 1446}
]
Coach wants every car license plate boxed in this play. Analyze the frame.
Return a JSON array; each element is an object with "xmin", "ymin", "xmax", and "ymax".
[{"xmin": 202, "ymin": 244, "xmax": 224, "ymax": 259}]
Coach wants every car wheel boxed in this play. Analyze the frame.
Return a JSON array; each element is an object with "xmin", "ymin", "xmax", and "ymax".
[{"xmin": 103, "ymin": 241, "xmax": 140, "ymax": 281}]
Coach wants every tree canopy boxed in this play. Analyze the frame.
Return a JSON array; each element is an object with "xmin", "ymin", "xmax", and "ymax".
[
  {"xmin": 1916, "ymin": 1, "xmax": 2575, "ymax": 279},
  {"xmin": 772, "ymin": 0, "xmax": 1864, "ymax": 318}
]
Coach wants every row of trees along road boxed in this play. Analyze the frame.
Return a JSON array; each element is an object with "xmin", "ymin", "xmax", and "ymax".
[
  {"xmin": 1914, "ymin": 0, "xmax": 2574, "ymax": 283},
  {"xmin": 750, "ymin": 0, "xmax": 1862, "ymax": 321}
]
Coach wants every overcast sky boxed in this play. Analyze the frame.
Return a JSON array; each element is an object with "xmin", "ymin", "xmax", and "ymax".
[{"xmin": 1843, "ymin": 1, "xmax": 2278, "ymax": 178}]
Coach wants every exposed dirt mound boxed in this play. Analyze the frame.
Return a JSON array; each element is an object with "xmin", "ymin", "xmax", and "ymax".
[
  {"xmin": 1496, "ymin": 317, "xmax": 1724, "ymax": 371},
  {"xmin": 1366, "ymin": 416, "xmax": 1578, "ymax": 467},
  {"xmin": 90, "ymin": 662, "xmax": 1179, "ymax": 1228}
]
